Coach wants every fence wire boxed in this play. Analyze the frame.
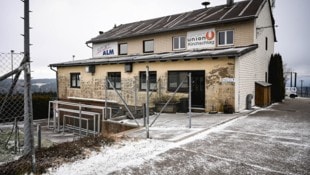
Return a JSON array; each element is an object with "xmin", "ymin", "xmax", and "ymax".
[
  {"xmin": 0, "ymin": 52, "xmax": 25, "ymax": 164},
  {"xmin": 297, "ymin": 87, "xmax": 310, "ymax": 97}
]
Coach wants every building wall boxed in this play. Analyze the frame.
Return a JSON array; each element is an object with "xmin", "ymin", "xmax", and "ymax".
[
  {"xmin": 114, "ymin": 21, "xmax": 254, "ymax": 55},
  {"xmin": 57, "ymin": 58, "xmax": 235, "ymax": 112},
  {"xmin": 216, "ymin": 20, "xmax": 254, "ymax": 48},
  {"xmin": 56, "ymin": 2, "xmax": 275, "ymax": 113},
  {"xmin": 254, "ymin": 1, "xmax": 275, "ymax": 81},
  {"xmin": 234, "ymin": 1, "xmax": 275, "ymax": 111},
  {"xmin": 234, "ymin": 50, "xmax": 256, "ymax": 112}
]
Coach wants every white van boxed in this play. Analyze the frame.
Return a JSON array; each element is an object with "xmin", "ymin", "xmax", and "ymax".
[{"xmin": 285, "ymin": 87, "xmax": 298, "ymax": 98}]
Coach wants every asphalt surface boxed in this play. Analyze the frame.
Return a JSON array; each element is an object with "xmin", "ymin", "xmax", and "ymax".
[{"xmin": 111, "ymin": 98, "xmax": 310, "ymax": 175}]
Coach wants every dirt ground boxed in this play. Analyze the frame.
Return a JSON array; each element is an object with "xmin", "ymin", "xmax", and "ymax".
[{"xmin": 0, "ymin": 135, "xmax": 114, "ymax": 175}]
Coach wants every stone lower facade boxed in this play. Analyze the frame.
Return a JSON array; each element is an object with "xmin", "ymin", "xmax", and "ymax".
[{"xmin": 57, "ymin": 57, "xmax": 235, "ymax": 112}]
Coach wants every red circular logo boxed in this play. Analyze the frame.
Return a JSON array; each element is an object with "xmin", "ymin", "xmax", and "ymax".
[{"xmin": 206, "ymin": 31, "xmax": 215, "ymax": 40}]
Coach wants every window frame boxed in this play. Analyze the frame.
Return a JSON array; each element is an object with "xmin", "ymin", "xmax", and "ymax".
[
  {"xmin": 118, "ymin": 43, "xmax": 128, "ymax": 55},
  {"xmin": 172, "ymin": 36, "xmax": 186, "ymax": 50},
  {"xmin": 143, "ymin": 39, "xmax": 154, "ymax": 53},
  {"xmin": 218, "ymin": 30, "xmax": 234, "ymax": 46},
  {"xmin": 167, "ymin": 71, "xmax": 189, "ymax": 92},
  {"xmin": 70, "ymin": 73, "xmax": 81, "ymax": 88},
  {"xmin": 139, "ymin": 71, "xmax": 157, "ymax": 91},
  {"xmin": 107, "ymin": 72, "xmax": 121, "ymax": 90}
]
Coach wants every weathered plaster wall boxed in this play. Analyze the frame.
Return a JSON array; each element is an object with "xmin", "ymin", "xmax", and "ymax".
[{"xmin": 57, "ymin": 58, "xmax": 235, "ymax": 112}]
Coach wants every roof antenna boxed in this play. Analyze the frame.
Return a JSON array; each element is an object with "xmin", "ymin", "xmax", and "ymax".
[{"xmin": 202, "ymin": 1, "xmax": 210, "ymax": 8}]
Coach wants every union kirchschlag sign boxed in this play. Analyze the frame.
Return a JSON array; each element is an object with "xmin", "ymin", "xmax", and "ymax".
[{"xmin": 187, "ymin": 29, "xmax": 216, "ymax": 50}]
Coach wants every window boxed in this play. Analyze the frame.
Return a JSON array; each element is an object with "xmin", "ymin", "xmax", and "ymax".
[
  {"xmin": 265, "ymin": 37, "xmax": 268, "ymax": 51},
  {"xmin": 173, "ymin": 36, "xmax": 186, "ymax": 50},
  {"xmin": 70, "ymin": 73, "xmax": 80, "ymax": 88},
  {"xmin": 107, "ymin": 72, "xmax": 121, "ymax": 89},
  {"xmin": 143, "ymin": 40, "xmax": 154, "ymax": 53},
  {"xmin": 218, "ymin": 30, "xmax": 234, "ymax": 46},
  {"xmin": 140, "ymin": 71, "xmax": 157, "ymax": 90},
  {"xmin": 119, "ymin": 43, "xmax": 128, "ymax": 55},
  {"xmin": 168, "ymin": 71, "xmax": 189, "ymax": 92}
]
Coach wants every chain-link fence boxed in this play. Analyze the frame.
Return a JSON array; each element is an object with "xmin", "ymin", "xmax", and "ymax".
[
  {"xmin": 297, "ymin": 87, "xmax": 310, "ymax": 97},
  {"xmin": 0, "ymin": 52, "xmax": 25, "ymax": 163}
]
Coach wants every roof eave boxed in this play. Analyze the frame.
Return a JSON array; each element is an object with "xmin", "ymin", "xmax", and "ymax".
[{"xmin": 49, "ymin": 45, "xmax": 258, "ymax": 68}]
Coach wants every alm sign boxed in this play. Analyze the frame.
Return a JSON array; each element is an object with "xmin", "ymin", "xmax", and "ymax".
[
  {"xmin": 187, "ymin": 28, "xmax": 215, "ymax": 50},
  {"xmin": 92, "ymin": 42, "xmax": 118, "ymax": 58}
]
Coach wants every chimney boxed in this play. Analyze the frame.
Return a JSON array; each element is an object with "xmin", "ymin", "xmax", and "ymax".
[
  {"xmin": 201, "ymin": 1, "xmax": 210, "ymax": 8},
  {"xmin": 227, "ymin": 0, "xmax": 234, "ymax": 7}
]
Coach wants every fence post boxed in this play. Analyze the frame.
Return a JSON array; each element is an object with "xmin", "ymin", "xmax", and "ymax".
[
  {"xmin": 23, "ymin": 0, "xmax": 36, "ymax": 172},
  {"xmin": 37, "ymin": 124, "xmax": 41, "ymax": 149},
  {"xmin": 146, "ymin": 66, "xmax": 150, "ymax": 138},
  {"xmin": 14, "ymin": 118, "xmax": 18, "ymax": 154},
  {"xmin": 105, "ymin": 77, "xmax": 108, "ymax": 119},
  {"xmin": 143, "ymin": 103, "xmax": 146, "ymax": 127},
  {"xmin": 188, "ymin": 73, "xmax": 192, "ymax": 128}
]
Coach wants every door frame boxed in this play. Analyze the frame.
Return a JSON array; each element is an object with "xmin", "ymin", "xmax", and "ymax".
[{"xmin": 190, "ymin": 70, "xmax": 205, "ymax": 108}]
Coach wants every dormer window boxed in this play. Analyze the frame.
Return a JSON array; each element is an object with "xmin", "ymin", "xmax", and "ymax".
[
  {"xmin": 143, "ymin": 40, "xmax": 154, "ymax": 53},
  {"xmin": 218, "ymin": 30, "xmax": 234, "ymax": 46},
  {"xmin": 173, "ymin": 36, "xmax": 186, "ymax": 50}
]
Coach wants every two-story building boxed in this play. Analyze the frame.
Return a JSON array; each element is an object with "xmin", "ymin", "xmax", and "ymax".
[{"xmin": 49, "ymin": 0, "xmax": 276, "ymax": 113}]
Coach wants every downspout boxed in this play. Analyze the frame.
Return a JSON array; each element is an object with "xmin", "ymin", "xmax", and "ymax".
[{"xmin": 49, "ymin": 66, "xmax": 59, "ymax": 100}]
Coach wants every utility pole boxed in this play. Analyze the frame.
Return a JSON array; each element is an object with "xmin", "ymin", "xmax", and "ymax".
[
  {"xmin": 294, "ymin": 72, "xmax": 297, "ymax": 87},
  {"xmin": 290, "ymin": 72, "xmax": 293, "ymax": 87},
  {"xmin": 301, "ymin": 80, "xmax": 304, "ymax": 97},
  {"xmin": 23, "ymin": 0, "xmax": 36, "ymax": 172}
]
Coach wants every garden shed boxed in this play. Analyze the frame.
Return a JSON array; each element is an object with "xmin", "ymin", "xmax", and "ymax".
[{"xmin": 255, "ymin": 81, "xmax": 271, "ymax": 107}]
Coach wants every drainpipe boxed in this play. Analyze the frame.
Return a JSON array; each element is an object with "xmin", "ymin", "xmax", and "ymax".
[{"xmin": 50, "ymin": 66, "xmax": 58, "ymax": 100}]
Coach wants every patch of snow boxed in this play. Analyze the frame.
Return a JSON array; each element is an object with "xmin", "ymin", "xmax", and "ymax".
[
  {"xmin": 176, "ymin": 115, "xmax": 248, "ymax": 146},
  {"xmin": 32, "ymin": 83, "xmax": 47, "ymax": 87},
  {"xmin": 47, "ymin": 139, "xmax": 176, "ymax": 175}
]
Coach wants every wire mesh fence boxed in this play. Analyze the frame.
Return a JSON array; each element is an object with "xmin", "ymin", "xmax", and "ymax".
[
  {"xmin": 0, "ymin": 52, "xmax": 25, "ymax": 164},
  {"xmin": 297, "ymin": 87, "xmax": 310, "ymax": 97}
]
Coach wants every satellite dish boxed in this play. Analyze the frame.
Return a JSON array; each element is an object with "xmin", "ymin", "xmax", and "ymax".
[{"xmin": 202, "ymin": 1, "xmax": 210, "ymax": 8}]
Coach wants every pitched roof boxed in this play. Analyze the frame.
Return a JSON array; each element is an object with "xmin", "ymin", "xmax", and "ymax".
[
  {"xmin": 49, "ymin": 44, "xmax": 258, "ymax": 67},
  {"xmin": 87, "ymin": 0, "xmax": 267, "ymax": 44}
]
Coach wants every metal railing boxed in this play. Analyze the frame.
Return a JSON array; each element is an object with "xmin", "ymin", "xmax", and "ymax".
[{"xmin": 47, "ymin": 100, "xmax": 113, "ymax": 135}]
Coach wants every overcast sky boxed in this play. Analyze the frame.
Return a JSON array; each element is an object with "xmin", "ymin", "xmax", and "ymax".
[{"xmin": 0, "ymin": 0, "xmax": 310, "ymax": 85}]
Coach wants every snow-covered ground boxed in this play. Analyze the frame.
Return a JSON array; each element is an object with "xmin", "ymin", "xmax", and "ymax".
[
  {"xmin": 46, "ymin": 98, "xmax": 310, "ymax": 174},
  {"xmin": 47, "ymin": 115, "xmax": 245, "ymax": 175}
]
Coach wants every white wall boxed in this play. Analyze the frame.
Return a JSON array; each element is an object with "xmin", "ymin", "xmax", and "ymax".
[
  {"xmin": 235, "ymin": 0, "xmax": 275, "ymax": 111},
  {"xmin": 235, "ymin": 50, "xmax": 257, "ymax": 112}
]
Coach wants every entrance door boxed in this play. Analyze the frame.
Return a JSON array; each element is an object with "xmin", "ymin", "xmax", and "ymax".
[{"xmin": 191, "ymin": 71, "xmax": 205, "ymax": 108}]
